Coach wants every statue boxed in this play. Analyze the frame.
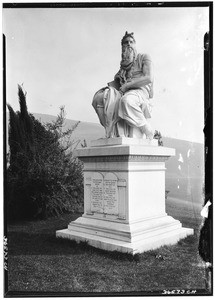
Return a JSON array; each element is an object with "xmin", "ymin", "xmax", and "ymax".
[{"xmin": 92, "ymin": 31, "xmax": 154, "ymax": 139}]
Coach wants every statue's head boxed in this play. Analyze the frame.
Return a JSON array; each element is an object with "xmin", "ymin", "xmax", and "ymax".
[
  {"xmin": 120, "ymin": 31, "xmax": 137, "ymax": 68},
  {"xmin": 121, "ymin": 31, "xmax": 136, "ymax": 46}
]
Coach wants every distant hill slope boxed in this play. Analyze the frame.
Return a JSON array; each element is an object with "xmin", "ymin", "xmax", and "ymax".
[
  {"xmin": 163, "ymin": 136, "xmax": 204, "ymax": 205},
  {"xmin": 33, "ymin": 113, "xmax": 205, "ymax": 205},
  {"xmin": 33, "ymin": 113, "xmax": 104, "ymax": 143}
]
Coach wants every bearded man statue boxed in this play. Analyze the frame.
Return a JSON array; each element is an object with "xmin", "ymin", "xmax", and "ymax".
[{"xmin": 92, "ymin": 31, "xmax": 154, "ymax": 139}]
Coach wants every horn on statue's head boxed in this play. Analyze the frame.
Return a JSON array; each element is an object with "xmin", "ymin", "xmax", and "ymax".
[{"xmin": 121, "ymin": 31, "xmax": 136, "ymax": 45}]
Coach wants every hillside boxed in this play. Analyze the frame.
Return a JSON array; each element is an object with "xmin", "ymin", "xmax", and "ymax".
[
  {"xmin": 33, "ymin": 113, "xmax": 104, "ymax": 144},
  {"xmin": 163, "ymin": 136, "xmax": 204, "ymax": 205},
  {"xmin": 11, "ymin": 113, "xmax": 205, "ymax": 206}
]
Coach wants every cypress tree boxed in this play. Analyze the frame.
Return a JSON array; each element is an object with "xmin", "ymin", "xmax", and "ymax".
[{"xmin": 7, "ymin": 85, "xmax": 83, "ymax": 220}]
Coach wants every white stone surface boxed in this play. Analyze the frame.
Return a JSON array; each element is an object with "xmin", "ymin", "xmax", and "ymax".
[
  {"xmin": 56, "ymin": 138, "xmax": 194, "ymax": 254},
  {"xmin": 75, "ymin": 140, "xmax": 175, "ymax": 158},
  {"xmin": 91, "ymin": 137, "xmax": 158, "ymax": 147},
  {"xmin": 56, "ymin": 214, "xmax": 194, "ymax": 254}
]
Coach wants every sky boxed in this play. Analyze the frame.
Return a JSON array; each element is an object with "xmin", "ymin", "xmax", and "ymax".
[{"xmin": 3, "ymin": 5, "xmax": 209, "ymax": 143}]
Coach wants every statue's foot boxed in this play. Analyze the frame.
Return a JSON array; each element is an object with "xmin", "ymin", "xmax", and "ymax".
[{"xmin": 140, "ymin": 124, "xmax": 154, "ymax": 140}]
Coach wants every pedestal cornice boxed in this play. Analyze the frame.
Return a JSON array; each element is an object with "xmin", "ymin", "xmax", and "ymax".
[
  {"xmin": 80, "ymin": 155, "xmax": 171, "ymax": 163},
  {"xmin": 75, "ymin": 139, "xmax": 175, "ymax": 159}
]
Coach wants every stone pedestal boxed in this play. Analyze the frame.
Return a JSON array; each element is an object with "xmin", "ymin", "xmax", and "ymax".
[{"xmin": 56, "ymin": 138, "xmax": 194, "ymax": 254}]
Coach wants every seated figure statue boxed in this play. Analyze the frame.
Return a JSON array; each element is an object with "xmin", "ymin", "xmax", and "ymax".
[{"xmin": 92, "ymin": 31, "xmax": 154, "ymax": 139}]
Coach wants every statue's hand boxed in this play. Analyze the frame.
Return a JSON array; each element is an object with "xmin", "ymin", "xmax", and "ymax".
[{"xmin": 120, "ymin": 83, "xmax": 128, "ymax": 93}]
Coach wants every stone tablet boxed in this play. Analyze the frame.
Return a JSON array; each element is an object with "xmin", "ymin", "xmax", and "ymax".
[
  {"xmin": 91, "ymin": 173, "xmax": 103, "ymax": 213},
  {"xmin": 104, "ymin": 173, "xmax": 118, "ymax": 215}
]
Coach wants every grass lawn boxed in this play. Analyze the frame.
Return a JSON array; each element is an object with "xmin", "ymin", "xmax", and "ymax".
[{"xmin": 5, "ymin": 198, "xmax": 210, "ymax": 296}]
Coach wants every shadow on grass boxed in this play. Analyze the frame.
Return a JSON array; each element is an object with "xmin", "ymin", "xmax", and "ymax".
[
  {"xmin": 8, "ymin": 230, "xmax": 139, "ymax": 261},
  {"xmin": 8, "ymin": 228, "xmax": 200, "ymax": 264}
]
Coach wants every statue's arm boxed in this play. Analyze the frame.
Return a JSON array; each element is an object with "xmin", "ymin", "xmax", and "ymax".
[
  {"xmin": 107, "ymin": 72, "xmax": 121, "ymax": 90},
  {"xmin": 120, "ymin": 55, "xmax": 153, "ymax": 93}
]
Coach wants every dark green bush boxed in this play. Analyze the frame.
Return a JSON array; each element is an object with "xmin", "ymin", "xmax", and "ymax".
[{"xmin": 7, "ymin": 85, "xmax": 84, "ymax": 220}]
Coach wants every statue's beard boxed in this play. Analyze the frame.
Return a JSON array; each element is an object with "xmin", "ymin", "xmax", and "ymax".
[
  {"xmin": 120, "ymin": 45, "xmax": 137, "ymax": 70},
  {"xmin": 114, "ymin": 45, "xmax": 137, "ymax": 85}
]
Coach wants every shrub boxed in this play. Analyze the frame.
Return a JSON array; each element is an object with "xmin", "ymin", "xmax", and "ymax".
[{"xmin": 6, "ymin": 85, "xmax": 84, "ymax": 220}]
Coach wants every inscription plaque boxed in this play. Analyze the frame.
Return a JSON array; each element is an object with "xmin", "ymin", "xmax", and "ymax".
[
  {"xmin": 104, "ymin": 173, "xmax": 118, "ymax": 215},
  {"xmin": 91, "ymin": 173, "xmax": 103, "ymax": 213}
]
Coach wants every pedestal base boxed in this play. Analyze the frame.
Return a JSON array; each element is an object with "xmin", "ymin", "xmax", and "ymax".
[
  {"xmin": 56, "ymin": 138, "xmax": 194, "ymax": 254},
  {"xmin": 56, "ymin": 214, "xmax": 194, "ymax": 254}
]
